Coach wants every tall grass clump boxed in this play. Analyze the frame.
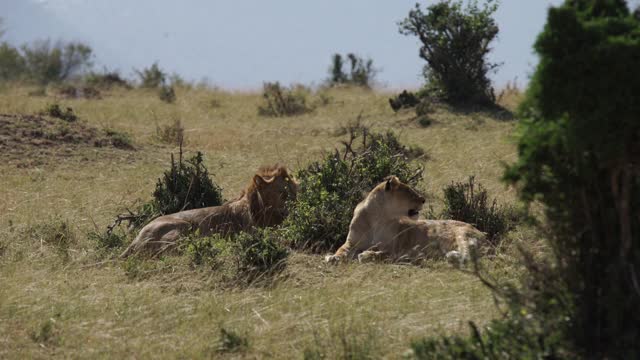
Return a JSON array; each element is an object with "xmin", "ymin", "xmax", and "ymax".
[{"xmin": 282, "ymin": 122, "xmax": 424, "ymax": 252}]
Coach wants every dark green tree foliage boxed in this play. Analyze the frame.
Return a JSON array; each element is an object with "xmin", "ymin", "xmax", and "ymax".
[
  {"xmin": 329, "ymin": 53, "xmax": 347, "ymax": 84},
  {"xmin": 399, "ymin": 0, "xmax": 499, "ymax": 105},
  {"xmin": 283, "ymin": 126, "xmax": 423, "ymax": 252},
  {"xmin": 502, "ymin": 1, "xmax": 640, "ymax": 357},
  {"xmin": 153, "ymin": 151, "xmax": 224, "ymax": 215},
  {"xmin": 409, "ymin": 1, "xmax": 640, "ymax": 358},
  {"xmin": 0, "ymin": 42, "xmax": 26, "ymax": 81},
  {"xmin": 21, "ymin": 40, "xmax": 93, "ymax": 84}
]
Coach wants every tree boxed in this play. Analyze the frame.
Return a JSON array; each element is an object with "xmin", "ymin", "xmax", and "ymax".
[
  {"xmin": 0, "ymin": 42, "xmax": 26, "ymax": 81},
  {"xmin": 504, "ymin": 0, "xmax": 640, "ymax": 356},
  {"xmin": 21, "ymin": 40, "xmax": 93, "ymax": 84},
  {"xmin": 399, "ymin": 0, "xmax": 500, "ymax": 105}
]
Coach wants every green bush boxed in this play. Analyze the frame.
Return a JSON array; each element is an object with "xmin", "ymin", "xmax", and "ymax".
[
  {"xmin": 282, "ymin": 124, "xmax": 424, "ymax": 252},
  {"xmin": 21, "ymin": 40, "xmax": 93, "ymax": 84},
  {"xmin": 399, "ymin": 0, "xmax": 499, "ymax": 105},
  {"xmin": 135, "ymin": 62, "xmax": 166, "ymax": 88},
  {"xmin": 158, "ymin": 84, "xmax": 176, "ymax": 103},
  {"xmin": 155, "ymin": 118, "xmax": 184, "ymax": 145},
  {"xmin": 388, "ymin": 90, "xmax": 419, "ymax": 112},
  {"xmin": 152, "ymin": 151, "xmax": 224, "ymax": 216},
  {"xmin": 441, "ymin": 176, "xmax": 521, "ymax": 243},
  {"xmin": 257, "ymin": 82, "xmax": 311, "ymax": 117},
  {"xmin": 417, "ymin": 116, "xmax": 432, "ymax": 128},
  {"xmin": 103, "ymin": 129, "xmax": 134, "ymax": 150},
  {"xmin": 88, "ymin": 228, "xmax": 127, "ymax": 251},
  {"xmin": 41, "ymin": 103, "xmax": 77, "ymax": 122},
  {"xmin": 231, "ymin": 228, "xmax": 288, "ymax": 275},
  {"xmin": 183, "ymin": 233, "xmax": 225, "ymax": 267},
  {"xmin": 327, "ymin": 53, "xmax": 376, "ymax": 88},
  {"xmin": 84, "ymin": 70, "xmax": 131, "ymax": 89}
]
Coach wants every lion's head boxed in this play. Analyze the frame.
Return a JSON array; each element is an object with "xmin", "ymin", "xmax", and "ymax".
[
  {"xmin": 247, "ymin": 164, "xmax": 298, "ymax": 227},
  {"xmin": 376, "ymin": 176, "xmax": 425, "ymax": 219}
]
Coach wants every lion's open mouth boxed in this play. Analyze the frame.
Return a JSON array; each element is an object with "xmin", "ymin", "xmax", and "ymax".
[{"xmin": 408, "ymin": 209, "xmax": 420, "ymax": 217}]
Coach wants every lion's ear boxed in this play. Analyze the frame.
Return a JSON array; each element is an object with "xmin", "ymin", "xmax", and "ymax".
[{"xmin": 385, "ymin": 178, "xmax": 393, "ymax": 191}]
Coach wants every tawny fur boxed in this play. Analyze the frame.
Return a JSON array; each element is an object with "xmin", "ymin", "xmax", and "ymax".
[
  {"xmin": 121, "ymin": 164, "xmax": 297, "ymax": 258},
  {"xmin": 325, "ymin": 176, "xmax": 485, "ymax": 264}
]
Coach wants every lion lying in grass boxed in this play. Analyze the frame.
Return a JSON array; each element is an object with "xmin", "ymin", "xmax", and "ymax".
[
  {"xmin": 121, "ymin": 164, "xmax": 297, "ymax": 258},
  {"xmin": 325, "ymin": 176, "xmax": 485, "ymax": 264}
]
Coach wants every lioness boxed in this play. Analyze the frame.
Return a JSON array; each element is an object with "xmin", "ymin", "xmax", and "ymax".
[
  {"xmin": 121, "ymin": 164, "xmax": 297, "ymax": 258},
  {"xmin": 325, "ymin": 176, "xmax": 485, "ymax": 264}
]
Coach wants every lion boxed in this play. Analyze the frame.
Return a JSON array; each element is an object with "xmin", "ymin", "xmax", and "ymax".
[
  {"xmin": 325, "ymin": 176, "xmax": 485, "ymax": 265},
  {"xmin": 120, "ymin": 164, "xmax": 298, "ymax": 258}
]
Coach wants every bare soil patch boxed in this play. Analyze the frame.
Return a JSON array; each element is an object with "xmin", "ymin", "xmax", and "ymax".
[{"xmin": 0, "ymin": 113, "xmax": 134, "ymax": 167}]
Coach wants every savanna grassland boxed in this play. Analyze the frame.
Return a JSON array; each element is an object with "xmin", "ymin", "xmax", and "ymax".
[{"xmin": 0, "ymin": 84, "xmax": 532, "ymax": 358}]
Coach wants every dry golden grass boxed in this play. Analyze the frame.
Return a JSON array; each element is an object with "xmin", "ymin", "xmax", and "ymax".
[{"xmin": 0, "ymin": 84, "xmax": 526, "ymax": 358}]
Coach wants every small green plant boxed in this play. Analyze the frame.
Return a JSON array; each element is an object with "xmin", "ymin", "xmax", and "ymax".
[
  {"xmin": 88, "ymin": 229, "xmax": 127, "ymax": 251},
  {"xmin": 217, "ymin": 327, "xmax": 249, "ymax": 353},
  {"xmin": 26, "ymin": 219, "xmax": 75, "ymax": 261},
  {"xmin": 41, "ymin": 103, "xmax": 77, "ymax": 122},
  {"xmin": 257, "ymin": 82, "xmax": 311, "ymax": 117},
  {"xmin": 283, "ymin": 122, "xmax": 424, "ymax": 252},
  {"xmin": 417, "ymin": 116, "xmax": 432, "ymax": 128},
  {"xmin": 135, "ymin": 62, "xmax": 166, "ymax": 88},
  {"xmin": 152, "ymin": 151, "xmax": 224, "ymax": 215},
  {"xmin": 389, "ymin": 90, "xmax": 419, "ymax": 112},
  {"xmin": 155, "ymin": 118, "xmax": 184, "ymax": 145},
  {"xmin": 183, "ymin": 234, "xmax": 225, "ymax": 267},
  {"xmin": 327, "ymin": 53, "xmax": 377, "ymax": 88},
  {"xmin": 231, "ymin": 228, "xmax": 288, "ymax": 275},
  {"xmin": 441, "ymin": 176, "xmax": 521, "ymax": 243},
  {"xmin": 104, "ymin": 129, "xmax": 134, "ymax": 150},
  {"xmin": 158, "ymin": 84, "xmax": 176, "ymax": 103},
  {"xmin": 30, "ymin": 318, "xmax": 58, "ymax": 346},
  {"xmin": 415, "ymin": 99, "xmax": 433, "ymax": 117}
]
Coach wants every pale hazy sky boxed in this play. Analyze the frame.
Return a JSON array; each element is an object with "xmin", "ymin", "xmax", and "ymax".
[{"xmin": 1, "ymin": 0, "xmax": 569, "ymax": 89}]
